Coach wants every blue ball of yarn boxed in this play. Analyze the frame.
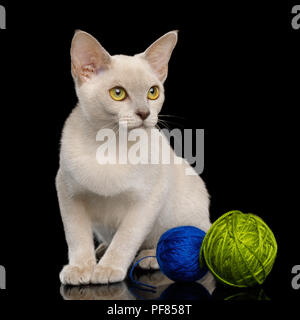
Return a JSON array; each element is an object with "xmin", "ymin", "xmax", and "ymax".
[{"xmin": 156, "ymin": 226, "xmax": 208, "ymax": 282}]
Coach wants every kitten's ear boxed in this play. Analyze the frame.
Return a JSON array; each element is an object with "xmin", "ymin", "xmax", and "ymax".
[
  {"xmin": 142, "ymin": 31, "xmax": 178, "ymax": 83},
  {"xmin": 71, "ymin": 30, "xmax": 111, "ymax": 84}
]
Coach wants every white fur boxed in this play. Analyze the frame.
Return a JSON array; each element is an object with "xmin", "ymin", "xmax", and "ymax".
[{"xmin": 56, "ymin": 30, "xmax": 211, "ymax": 285}]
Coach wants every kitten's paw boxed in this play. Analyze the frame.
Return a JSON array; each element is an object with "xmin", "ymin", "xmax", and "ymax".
[
  {"xmin": 60, "ymin": 282, "xmax": 134, "ymax": 300},
  {"xmin": 135, "ymin": 249, "xmax": 159, "ymax": 270},
  {"xmin": 59, "ymin": 262, "xmax": 94, "ymax": 285},
  {"xmin": 60, "ymin": 285, "xmax": 96, "ymax": 300},
  {"xmin": 95, "ymin": 243, "xmax": 108, "ymax": 260},
  {"xmin": 91, "ymin": 264, "xmax": 126, "ymax": 284}
]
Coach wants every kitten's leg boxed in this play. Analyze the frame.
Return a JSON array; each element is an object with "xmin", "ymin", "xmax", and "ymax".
[
  {"xmin": 138, "ymin": 270, "xmax": 173, "ymax": 287},
  {"xmin": 91, "ymin": 201, "xmax": 161, "ymax": 284},
  {"xmin": 135, "ymin": 248, "xmax": 159, "ymax": 270},
  {"xmin": 56, "ymin": 172, "xmax": 96, "ymax": 285}
]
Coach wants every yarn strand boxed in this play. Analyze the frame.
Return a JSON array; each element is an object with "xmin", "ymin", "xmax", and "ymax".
[{"xmin": 129, "ymin": 256, "xmax": 157, "ymax": 290}]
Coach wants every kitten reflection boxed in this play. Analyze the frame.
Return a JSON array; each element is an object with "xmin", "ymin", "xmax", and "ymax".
[
  {"xmin": 60, "ymin": 282, "xmax": 135, "ymax": 300},
  {"xmin": 60, "ymin": 270, "xmax": 216, "ymax": 300}
]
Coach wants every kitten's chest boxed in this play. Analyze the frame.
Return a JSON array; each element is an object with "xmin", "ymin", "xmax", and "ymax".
[
  {"xmin": 85, "ymin": 191, "xmax": 135, "ymax": 242},
  {"xmin": 61, "ymin": 117, "xmax": 161, "ymax": 196},
  {"xmin": 62, "ymin": 141, "xmax": 158, "ymax": 197}
]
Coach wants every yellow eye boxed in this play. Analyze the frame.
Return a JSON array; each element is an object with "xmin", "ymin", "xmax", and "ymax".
[
  {"xmin": 147, "ymin": 86, "xmax": 159, "ymax": 100},
  {"xmin": 109, "ymin": 87, "xmax": 127, "ymax": 101}
]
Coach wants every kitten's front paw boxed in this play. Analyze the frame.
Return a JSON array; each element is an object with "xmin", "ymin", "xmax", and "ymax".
[
  {"xmin": 91, "ymin": 264, "xmax": 126, "ymax": 284},
  {"xmin": 60, "ymin": 285, "xmax": 96, "ymax": 300},
  {"xmin": 59, "ymin": 262, "xmax": 94, "ymax": 285},
  {"xmin": 135, "ymin": 249, "xmax": 159, "ymax": 270}
]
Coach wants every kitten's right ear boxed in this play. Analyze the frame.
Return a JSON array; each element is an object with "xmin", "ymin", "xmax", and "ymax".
[{"xmin": 71, "ymin": 30, "xmax": 111, "ymax": 84}]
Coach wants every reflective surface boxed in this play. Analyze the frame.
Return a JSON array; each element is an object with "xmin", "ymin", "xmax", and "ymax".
[
  {"xmin": 61, "ymin": 270, "xmax": 215, "ymax": 300},
  {"xmin": 60, "ymin": 270, "xmax": 270, "ymax": 301}
]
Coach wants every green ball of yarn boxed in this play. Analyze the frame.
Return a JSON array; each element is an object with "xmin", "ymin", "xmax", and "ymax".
[{"xmin": 200, "ymin": 210, "xmax": 277, "ymax": 287}]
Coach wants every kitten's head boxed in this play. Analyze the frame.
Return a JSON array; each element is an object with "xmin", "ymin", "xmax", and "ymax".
[{"xmin": 71, "ymin": 30, "xmax": 178, "ymax": 129}]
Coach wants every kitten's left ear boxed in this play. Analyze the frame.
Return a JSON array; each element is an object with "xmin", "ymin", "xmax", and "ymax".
[{"xmin": 142, "ymin": 31, "xmax": 178, "ymax": 83}]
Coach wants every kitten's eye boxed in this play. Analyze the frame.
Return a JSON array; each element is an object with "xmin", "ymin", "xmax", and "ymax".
[
  {"xmin": 147, "ymin": 86, "xmax": 159, "ymax": 100},
  {"xmin": 109, "ymin": 87, "xmax": 127, "ymax": 101}
]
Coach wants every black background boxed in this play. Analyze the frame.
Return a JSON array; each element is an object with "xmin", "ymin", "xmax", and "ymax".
[{"xmin": 0, "ymin": 0, "xmax": 299, "ymax": 309}]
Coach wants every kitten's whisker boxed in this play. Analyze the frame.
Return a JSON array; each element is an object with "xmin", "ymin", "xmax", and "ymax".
[
  {"xmin": 158, "ymin": 120, "xmax": 171, "ymax": 131},
  {"xmin": 158, "ymin": 121, "xmax": 170, "ymax": 130},
  {"xmin": 159, "ymin": 114, "xmax": 186, "ymax": 120},
  {"xmin": 159, "ymin": 119, "xmax": 185, "ymax": 128},
  {"xmin": 157, "ymin": 120, "xmax": 183, "ymax": 147}
]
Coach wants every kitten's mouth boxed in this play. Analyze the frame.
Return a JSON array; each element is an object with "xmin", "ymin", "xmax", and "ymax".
[
  {"xmin": 136, "ymin": 122, "xmax": 156, "ymax": 129},
  {"xmin": 118, "ymin": 120, "xmax": 155, "ymax": 130},
  {"xmin": 127, "ymin": 123, "xmax": 146, "ymax": 131}
]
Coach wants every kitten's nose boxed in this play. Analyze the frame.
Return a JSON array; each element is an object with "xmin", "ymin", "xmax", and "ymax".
[{"xmin": 136, "ymin": 109, "xmax": 150, "ymax": 120}]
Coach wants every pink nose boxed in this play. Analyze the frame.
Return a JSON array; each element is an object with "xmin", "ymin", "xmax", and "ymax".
[{"xmin": 136, "ymin": 109, "xmax": 150, "ymax": 120}]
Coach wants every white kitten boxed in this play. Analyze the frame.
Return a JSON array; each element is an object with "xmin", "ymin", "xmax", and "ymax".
[{"xmin": 56, "ymin": 30, "xmax": 211, "ymax": 285}]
